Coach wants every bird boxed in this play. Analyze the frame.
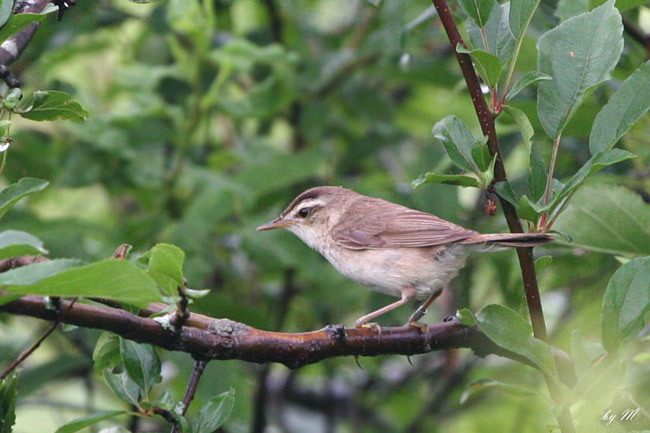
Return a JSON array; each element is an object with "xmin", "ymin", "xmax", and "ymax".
[{"xmin": 257, "ymin": 186, "xmax": 552, "ymax": 327}]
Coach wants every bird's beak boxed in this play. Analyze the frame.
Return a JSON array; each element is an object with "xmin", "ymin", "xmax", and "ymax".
[{"xmin": 256, "ymin": 217, "xmax": 297, "ymax": 231}]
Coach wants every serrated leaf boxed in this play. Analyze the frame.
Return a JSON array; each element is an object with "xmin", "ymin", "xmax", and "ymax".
[
  {"xmin": 432, "ymin": 115, "xmax": 484, "ymax": 174},
  {"xmin": 93, "ymin": 332, "xmax": 121, "ymax": 374},
  {"xmin": 0, "ymin": 13, "xmax": 46, "ymax": 44},
  {"xmin": 601, "ymin": 256, "xmax": 650, "ymax": 352},
  {"xmin": 119, "ymin": 339, "xmax": 161, "ymax": 397},
  {"xmin": 54, "ymin": 411, "xmax": 127, "ymax": 433},
  {"xmin": 458, "ymin": 0, "xmax": 495, "ymax": 27},
  {"xmin": 460, "ymin": 378, "xmax": 540, "ymax": 404},
  {"xmin": 589, "ymin": 60, "xmax": 650, "ymax": 155},
  {"xmin": 1, "ymin": 259, "xmax": 162, "ymax": 308},
  {"xmin": 412, "ymin": 172, "xmax": 480, "ymax": 188},
  {"xmin": 0, "ymin": 373, "xmax": 17, "ymax": 433},
  {"xmin": 17, "ymin": 90, "xmax": 88, "ymax": 122},
  {"xmin": 553, "ymin": 185, "xmax": 650, "ymax": 256},
  {"xmin": 0, "ymin": 230, "xmax": 47, "ymax": 259},
  {"xmin": 537, "ymin": 0, "xmax": 623, "ymax": 139},
  {"xmin": 191, "ymin": 388, "xmax": 235, "ymax": 433},
  {"xmin": 0, "ymin": 177, "xmax": 49, "ymax": 219},
  {"xmin": 474, "ymin": 304, "xmax": 557, "ymax": 376},
  {"xmin": 103, "ymin": 370, "xmax": 140, "ymax": 406},
  {"xmin": 142, "ymin": 243, "xmax": 185, "ymax": 295},
  {"xmin": 457, "ymin": 45, "xmax": 502, "ymax": 87},
  {"xmin": 505, "ymin": 71, "xmax": 552, "ymax": 101}
]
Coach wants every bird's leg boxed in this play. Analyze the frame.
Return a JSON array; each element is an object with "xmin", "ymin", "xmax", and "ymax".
[
  {"xmin": 354, "ymin": 287, "xmax": 416, "ymax": 327},
  {"xmin": 407, "ymin": 287, "xmax": 443, "ymax": 324}
]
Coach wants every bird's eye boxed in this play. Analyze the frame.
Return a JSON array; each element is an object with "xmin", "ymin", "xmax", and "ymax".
[{"xmin": 297, "ymin": 207, "xmax": 310, "ymax": 218}]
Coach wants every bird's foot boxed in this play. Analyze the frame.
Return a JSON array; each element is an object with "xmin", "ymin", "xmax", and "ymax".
[
  {"xmin": 355, "ymin": 321, "xmax": 382, "ymax": 332},
  {"xmin": 406, "ymin": 320, "xmax": 429, "ymax": 334}
]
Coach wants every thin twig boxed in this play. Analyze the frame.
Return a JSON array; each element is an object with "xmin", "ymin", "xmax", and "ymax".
[
  {"xmin": 0, "ymin": 298, "xmax": 77, "ymax": 380},
  {"xmin": 429, "ymin": 2, "xmax": 574, "ymax": 432},
  {"xmin": 170, "ymin": 359, "xmax": 209, "ymax": 433},
  {"xmin": 429, "ymin": 0, "xmax": 548, "ymax": 342}
]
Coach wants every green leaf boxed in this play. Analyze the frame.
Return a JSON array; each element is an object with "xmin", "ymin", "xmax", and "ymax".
[
  {"xmin": 473, "ymin": 304, "xmax": 557, "ymax": 376},
  {"xmin": 0, "ymin": 373, "xmax": 17, "ymax": 433},
  {"xmin": 494, "ymin": 180, "xmax": 520, "ymax": 207},
  {"xmin": 517, "ymin": 194, "xmax": 546, "ymax": 223},
  {"xmin": 555, "ymin": 0, "xmax": 588, "ymax": 21},
  {"xmin": 0, "ymin": 230, "xmax": 47, "ymax": 259},
  {"xmin": 537, "ymin": 0, "xmax": 623, "ymax": 139},
  {"xmin": 0, "ymin": 1, "xmax": 13, "ymax": 28},
  {"xmin": 191, "ymin": 388, "xmax": 235, "ymax": 433},
  {"xmin": 412, "ymin": 172, "xmax": 480, "ymax": 189},
  {"xmin": 103, "ymin": 370, "xmax": 140, "ymax": 406},
  {"xmin": 589, "ymin": 60, "xmax": 650, "ymax": 155},
  {"xmin": 0, "ymin": 13, "xmax": 46, "ymax": 44},
  {"xmin": 0, "ymin": 259, "xmax": 82, "ymax": 285},
  {"xmin": 1, "ymin": 259, "xmax": 162, "ymax": 308},
  {"xmin": 471, "ymin": 139, "xmax": 492, "ymax": 172},
  {"xmin": 528, "ymin": 143, "xmax": 547, "ymax": 202},
  {"xmin": 553, "ymin": 185, "xmax": 650, "ymax": 256},
  {"xmin": 54, "ymin": 411, "xmax": 127, "ymax": 433},
  {"xmin": 456, "ymin": 308, "xmax": 476, "ymax": 326},
  {"xmin": 467, "ymin": 1, "xmax": 515, "ymax": 63},
  {"xmin": 458, "ymin": 0, "xmax": 495, "ymax": 27},
  {"xmin": 502, "ymin": 105, "xmax": 534, "ymax": 150},
  {"xmin": 601, "ymin": 256, "xmax": 650, "ymax": 352},
  {"xmin": 552, "ymin": 149, "xmax": 636, "ymax": 208},
  {"xmin": 119, "ymin": 338, "xmax": 161, "ymax": 397},
  {"xmin": 570, "ymin": 330, "xmax": 605, "ymax": 376},
  {"xmin": 432, "ymin": 115, "xmax": 484, "ymax": 174},
  {"xmin": 2, "ymin": 88, "xmax": 20, "ymax": 110},
  {"xmin": 460, "ymin": 378, "xmax": 540, "ymax": 404},
  {"xmin": 0, "ymin": 177, "xmax": 49, "ymax": 219},
  {"xmin": 92, "ymin": 332, "xmax": 121, "ymax": 374},
  {"xmin": 505, "ymin": 71, "xmax": 552, "ymax": 101},
  {"xmin": 142, "ymin": 243, "xmax": 185, "ymax": 295},
  {"xmin": 509, "ymin": 0, "xmax": 537, "ymax": 38},
  {"xmin": 457, "ymin": 45, "xmax": 502, "ymax": 87},
  {"xmin": 16, "ymin": 90, "xmax": 88, "ymax": 122},
  {"xmin": 534, "ymin": 256, "xmax": 552, "ymax": 274}
]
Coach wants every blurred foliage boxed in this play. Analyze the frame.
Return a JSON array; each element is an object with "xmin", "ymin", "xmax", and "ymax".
[{"xmin": 0, "ymin": 0, "xmax": 648, "ymax": 432}]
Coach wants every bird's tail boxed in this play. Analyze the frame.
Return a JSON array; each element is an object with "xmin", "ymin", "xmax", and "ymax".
[{"xmin": 460, "ymin": 232, "xmax": 553, "ymax": 247}]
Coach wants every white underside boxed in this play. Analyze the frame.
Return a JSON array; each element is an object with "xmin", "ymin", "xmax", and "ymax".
[{"xmin": 320, "ymin": 243, "xmax": 468, "ymax": 300}]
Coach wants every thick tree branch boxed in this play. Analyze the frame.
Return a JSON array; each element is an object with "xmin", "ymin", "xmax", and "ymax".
[
  {"xmin": 1, "ymin": 294, "xmax": 532, "ymax": 369},
  {"xmin": 429, "ymin": 0, "xmax": 548, "ymax": 341}
]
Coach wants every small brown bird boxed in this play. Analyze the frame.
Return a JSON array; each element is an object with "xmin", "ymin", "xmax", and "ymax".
[{"xmin": 257, "ymin": 186, "xmax": 551, "ymax": 327}]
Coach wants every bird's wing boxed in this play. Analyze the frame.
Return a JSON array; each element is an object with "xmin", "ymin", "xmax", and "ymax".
[{"xmin": 331, "ymin": 198, "xmax": 477, "ymax": 250}]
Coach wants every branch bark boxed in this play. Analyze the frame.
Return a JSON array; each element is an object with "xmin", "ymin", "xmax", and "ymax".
[
  {"xmin": 0, "ymin": 294, "xmax": 532, "ymax": 369},
  {"xmin": 429, "ymin": 0, "xmax": 548, "ymax": 342},
  {"xmin": 0, "ymin": 0, "xmax": 53, "ymax": 87}
]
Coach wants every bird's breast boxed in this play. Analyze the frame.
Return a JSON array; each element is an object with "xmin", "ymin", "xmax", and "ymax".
[{"xmin": 318, "ymin": 244, "xmax": 469, "ymax": 299}]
